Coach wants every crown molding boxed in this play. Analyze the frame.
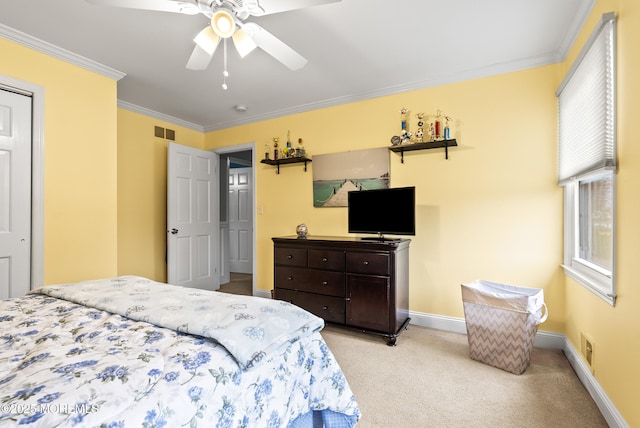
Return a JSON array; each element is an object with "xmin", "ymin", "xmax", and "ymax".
[
  {"xmin": 556, "ymin": 0, "xmax": 598, "ymax": 62},
  {"xmin": 117, "ymin": 100, "xmax": 205, "ymax": 132},
  {"xmin": 0, "ymin": 24, "xmax": 125, "ymax": 81},
  {"xmin": 203, "ymin": 52, "xmax": 560, "ymax": 132}
]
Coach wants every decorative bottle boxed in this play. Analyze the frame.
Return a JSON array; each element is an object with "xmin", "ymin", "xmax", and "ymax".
[
  {"xmin": 285, "ymin": 130, "xmax": 293, "ymax": 158},
  {"xmin": 272, "ymin": 137, "xmax": 279, "ymax": 160}
]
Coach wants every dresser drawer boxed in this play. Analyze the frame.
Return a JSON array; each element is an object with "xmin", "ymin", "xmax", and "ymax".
[
  {"xmin": 308, "ymin": 249, "xmax": 345, "ymax": 271},
  {"xmin": 275, "ymin": 267, "xmax": 345, "ymax": 297},
  {"xmin": 274, "ymin": 247, "xmax": 307, "ymax": 267},
  {"xmin": 275, "ymin": 289, "xmax": 345, "ymax": 324},
  {"xmin": 346, "ymin": 252, "xmax": 390, "ymax": 275}
]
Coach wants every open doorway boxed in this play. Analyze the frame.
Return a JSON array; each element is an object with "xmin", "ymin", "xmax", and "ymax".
[{"xmin": 214, "ymin": 143, "xmax": 255, "ymax": 296}]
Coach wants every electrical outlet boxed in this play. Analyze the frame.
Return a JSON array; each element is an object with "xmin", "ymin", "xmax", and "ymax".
[
  {"xmin": 585, "ymin": 340, "xmax": 593, "ymax": 365},
  {"xmin": 580, "ymin": 331, "xmax": 595, "ymax": 372}
]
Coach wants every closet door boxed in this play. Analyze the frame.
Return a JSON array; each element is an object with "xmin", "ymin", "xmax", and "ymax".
[
  {"xmin": 0, "ymin": 89, "xmax": 31, "ymax": 298},
  {"xmin": 228, "ymin": 167, "xmax": 253, "ymax": 274}
]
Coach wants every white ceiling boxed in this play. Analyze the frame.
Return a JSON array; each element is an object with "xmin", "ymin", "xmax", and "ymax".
[{"xmin": 0, "ymin": 0, "xmax": 595, "ymax": 131}]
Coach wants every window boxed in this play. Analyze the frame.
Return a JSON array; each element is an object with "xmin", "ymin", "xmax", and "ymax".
[{"xmin": 557, "ymin": 12, "xmax": 616, "ymax": 305}]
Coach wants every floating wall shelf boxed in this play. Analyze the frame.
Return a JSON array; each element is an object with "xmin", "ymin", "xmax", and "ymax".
[
  {"xmin": 389, "ymin": 139, "xmax": 458, "ymax": 162},
  {"xmin": 260, "ymin": 157, "xmax": 311, "ymax": 174}
]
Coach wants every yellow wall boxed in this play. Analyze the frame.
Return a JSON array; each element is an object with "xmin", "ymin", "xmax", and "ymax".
[
  {"xmin": 5, "ymin": 0, "xmax": 639, "ymax": 422},
  {"xmin": 0, "ymin": 38, "xmax": 119, "ymax": 284},
  {"xmin": 204, "ymin": 64, "xmax": 565, "ymax": 331},
  {"xmin": 117, "ymin": 108, "xmax": 204, "ymax": 282},
  {"xmin": 560, "ymin": 0, "xmax": 640, "ymax": 425}
]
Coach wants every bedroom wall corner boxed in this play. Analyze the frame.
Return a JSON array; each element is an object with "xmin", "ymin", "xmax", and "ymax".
[{"xmin": 0, "ymin": 37, "xmax": 119, "ymax": 285}]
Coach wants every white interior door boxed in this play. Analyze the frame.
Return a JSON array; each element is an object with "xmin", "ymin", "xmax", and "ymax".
[
  {"xmin": 167, "ymin": 142, "xmax": 219, "ymax": 290},
  {"xmin": 0, "ymin": 89, "xmax": 31, "ymax": 298},
  {"xmin": 228, "ymin": 167, "xmax": 253, "ymax": 274}
]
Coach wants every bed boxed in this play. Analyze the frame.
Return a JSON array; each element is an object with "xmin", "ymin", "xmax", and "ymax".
[{"xmin": 0, "ymin": 276, "xmax": 360, "ymax": 427}]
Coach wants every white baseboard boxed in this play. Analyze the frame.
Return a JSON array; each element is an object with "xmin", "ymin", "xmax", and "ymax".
[
  {"xmin": 561, "ymin": 336, "xmax": 630, "ymax": 428},
  {"xmin": 255, "ymin": 289, "xmax": 271, "ymax": 299},
  {"xmin": 409, "ymin": 310, "xmax": 628, "ymax": 427}
]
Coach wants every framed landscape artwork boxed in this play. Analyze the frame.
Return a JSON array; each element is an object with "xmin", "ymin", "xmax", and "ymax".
[{"xmin": 312, "ymin": 147, "xmax": 390, "ymax": 207}]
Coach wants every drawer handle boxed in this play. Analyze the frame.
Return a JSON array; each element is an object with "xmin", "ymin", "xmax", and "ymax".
[
  {"xmin": 363, "ymin": 261, "xmax": 369, "ymax": 265},
  {"xmin": 287, "ymin": 255, "xmax": 293, "ymax": 259},
  {"xmin": 287, "ymin": 276, "xmax": 293, "ymax": 281},
  {"xmin": 322, "ymin": 306, "xmax": 329, "ymax": 311},
  {"xmin": 322, "ymin": 257, "xmax": 328, "ymax": 262},
  {"xmin": 322, "ymin": 281, "xmax": 328, "ymax": 286}
]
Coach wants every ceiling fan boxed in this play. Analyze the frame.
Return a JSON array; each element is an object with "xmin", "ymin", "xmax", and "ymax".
[{"xmin": 85, "ymin": 0, "xmax": 341, "ymax": 74}]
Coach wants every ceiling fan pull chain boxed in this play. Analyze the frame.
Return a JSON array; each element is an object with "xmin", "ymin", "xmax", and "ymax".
[{"xmin": 222, "ymin": 38, "xmax": 229, "ymax": 90}]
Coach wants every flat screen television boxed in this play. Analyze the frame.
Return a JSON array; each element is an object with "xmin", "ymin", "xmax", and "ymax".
[{"xmin": 348, "ymin": 186, "xmax": 415, "ymax": 240}]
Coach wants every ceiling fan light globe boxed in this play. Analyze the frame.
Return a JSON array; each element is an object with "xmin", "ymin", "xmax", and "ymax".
[
  {"xmin": 232, "ymin": 29, "xmax": 258, "ymax": 58},
  {"xmin": 194, "ymin": 26, "xmax": 221, "ymax": 56},
  {"xmin": 211, "ymin": 8, "xmax": 236, "ymax": 38}
]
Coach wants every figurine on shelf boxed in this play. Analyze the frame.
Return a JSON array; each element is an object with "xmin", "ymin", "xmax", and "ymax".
[
  {"xmin": 444, "ymin": 115, "xmax": 452, "ymax": 140},
  {"xmin": 434, "ymin": 110, "xmax": 443, "ymax": 140},
  {"xmin": 401, "ymin": 130, "xmax": 412, "ymax": 144},
  {"xmin": 296, "ymin": 138, "xmax": 306, "ymax": 158},
  {"xmin": 428, "ymin": 122, "xmax": 435, "ymax": 142},
  {"xmin": 264, "ymin": 141, "xmax": 270, "ymax": 160},
  {"xmin": 272, "ymin": 137, "xmax": 280, "ymax": 160},
  {"xmin": 415, "ymin": 112, "xmax": 426, "ymax": 143},
  {"xmin": 400, "ymin": 107, "xmax": 410, "ymax": 132}
]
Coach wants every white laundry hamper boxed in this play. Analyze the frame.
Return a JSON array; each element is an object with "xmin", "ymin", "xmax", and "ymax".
[{"xmin": 461, "ymin": 280, "xmax": 548, "ymax": 375}]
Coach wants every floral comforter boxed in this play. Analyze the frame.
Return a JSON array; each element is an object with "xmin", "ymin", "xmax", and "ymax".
[{"xmin": 0, "ymin": 276, "xmax": 360, "ymax": 427}]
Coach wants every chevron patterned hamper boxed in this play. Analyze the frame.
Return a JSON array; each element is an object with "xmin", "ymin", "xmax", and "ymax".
[{"xmin": 461, "ymin": 281, "xmax": 548, "ymax": 375}]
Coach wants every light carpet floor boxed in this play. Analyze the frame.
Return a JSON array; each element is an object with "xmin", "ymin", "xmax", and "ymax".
[
  {"xmin": 217, "ymin": 275, "xmax": 606, "ymax": 427},
  {"xmin": 320, "ymin": 324, "xmax": 608, "ymax": 428},
  {"xmin": 217, "ymin": 273, "xmax": 252, "ymax": 295}
]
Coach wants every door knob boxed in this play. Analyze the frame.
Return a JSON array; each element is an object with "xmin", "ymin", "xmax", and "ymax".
[{"xmin": 170, "ymin": 228, "xmax": 178, "ymax": 235}]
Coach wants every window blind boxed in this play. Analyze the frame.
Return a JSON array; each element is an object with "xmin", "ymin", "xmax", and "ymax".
[{"xmin": 556, "ymin": 12, "xmax": 616, "ymax": 185}]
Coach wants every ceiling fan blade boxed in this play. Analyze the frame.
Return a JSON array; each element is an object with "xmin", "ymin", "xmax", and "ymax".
[
  {"xmin": 255, "ymin": 0, "xmax": 341, "ymax": 16},
  {"xmin": 186, "ymin": 45, "xmax": 214, "ymax": 70},
  {"xmin": 84, "ymin": 0, "xmax": 200, "ymax": 14},
  {"xmin": 242, "ymin": 23, "xmax": 307, "ymax": 70}
]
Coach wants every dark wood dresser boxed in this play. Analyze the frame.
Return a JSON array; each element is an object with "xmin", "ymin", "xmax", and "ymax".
[{"xmin": 272, "ymin": 236, "xmax": 410, "ymax": 345}]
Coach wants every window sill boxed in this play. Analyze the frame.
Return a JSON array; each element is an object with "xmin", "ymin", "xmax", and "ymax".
[{"xmin": 562, "ymin": 264, "xmax": 616, "ymax": 306}]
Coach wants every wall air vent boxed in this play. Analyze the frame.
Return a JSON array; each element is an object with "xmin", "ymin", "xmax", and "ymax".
[{"xmin": 154, "ymin": 126, "xmax": 176, "ymax": 141}]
